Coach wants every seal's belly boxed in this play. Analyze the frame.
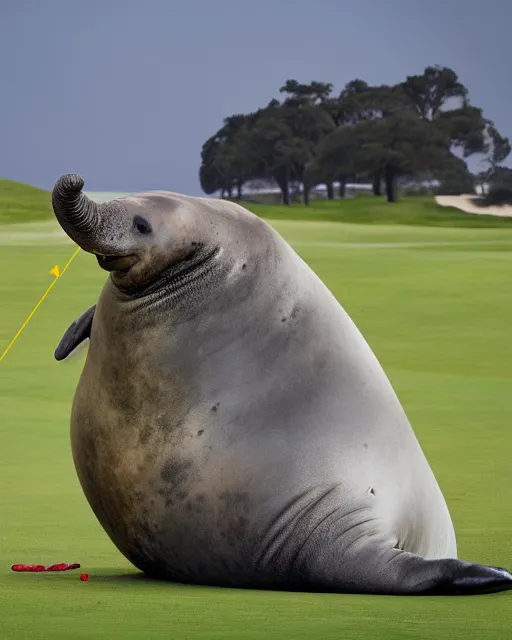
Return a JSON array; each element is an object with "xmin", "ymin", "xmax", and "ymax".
[
  {"xmin": 70, "ymin": 343, "xmax": 456, "ymax": 584},
  {"xmin": 70, "ymin": 364, "xmax": 260, "ymax": 583}
]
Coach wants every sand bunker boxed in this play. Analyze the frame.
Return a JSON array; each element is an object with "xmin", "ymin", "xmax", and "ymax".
[{"xmin": 436, "ymin": 195, "xmax": 512, "ymax": 217}]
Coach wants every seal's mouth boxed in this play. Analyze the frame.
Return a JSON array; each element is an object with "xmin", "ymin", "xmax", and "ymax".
[{"xmin": 96, "ymin": 254, "xmax": 138, "ymax": 274}]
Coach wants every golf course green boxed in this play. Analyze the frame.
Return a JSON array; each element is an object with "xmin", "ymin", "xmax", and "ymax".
[{"xmin": 1, "ymin": 210, "xmax": 511, "ymax": 639}]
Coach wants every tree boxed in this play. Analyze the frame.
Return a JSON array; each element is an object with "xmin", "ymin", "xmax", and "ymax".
[
  {"xmin": 198, "ymin": 65, "xmax": 510, "ymax": 208},
  {"xmin": 233, "ymin": 105, "xmax": 308, "ymax": 205},
  {"xmin": 278, "ymin": 79, "xmax": 368, "ymax": 200},
  {"xmin": 399, "ymin": 65, "xmax": 468, "ymax": 121},
  {"xmin": 277, "ymin": 82, "xmax": 336, "ymax": 203},
  {"xmin": 316, "ymin": 112, "xmax": 450, "ymax": 203},
  {"xmin": 199, "ymin": 135, "xmax": 232, "ymax": 197},
  {"xmin": 400, "ymin": 65, "xmax": 510, "ymax": 168},
  {"xmin": 315, "ymin": 78, "xmax": 446, "ymax": 202},
  {"xmin": 435, "ymin": 105, "xmax": 488, "ymax": 157},
  {"xmin": 435, "ymin": 154, "xmax": 475, "ymax": 195},
  {"xmin": 485, "ymin": 122, "xmax": 512, "ymax": 167},
  {"xmin": 332, "ymin": 80, "xmax": 415, "ymax": 195},
  {"xmin": 198, "ymin": 114, "xmax": 255, "ymax": 199},
  {"xmin": 278, "ymin": 79, "xmax": 333, "ymax": 106},
  {"xmin": 313, "ymin": 125, "xmax": 359, "ymax": 182},
  {"xmin": 471, "ymin": 122, "xmax": 511, "ymax": 197},
  {"xmin": 482, "ymin": 166, "xmax": 512, "ymax": 206}
]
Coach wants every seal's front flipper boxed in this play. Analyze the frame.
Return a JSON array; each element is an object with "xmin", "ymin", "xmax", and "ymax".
[{"xmin": 54, "ymin": 305, "xmax": 95, "ymax": 361}]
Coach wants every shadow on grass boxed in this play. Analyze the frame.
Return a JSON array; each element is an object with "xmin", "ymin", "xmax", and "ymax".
[
  {"xmin": 95, "ymin": 571, "xmax": 154, "ymax": 582},
  {"xmin": 92, "ymin": 570, "xmax": 204, "ymax": 590},
  {"xmin": 89, "ymin": 572, "xmax": 379, "ymax": 597}
]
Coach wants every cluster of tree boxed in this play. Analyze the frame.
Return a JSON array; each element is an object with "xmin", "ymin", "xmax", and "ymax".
[
  {"xmin": 199, "ymin": 66, "xmax": 511, "ymax": 205},
  {"xmin": 481, "ymin": 167, "xmax": 512, "ymax": 206}
]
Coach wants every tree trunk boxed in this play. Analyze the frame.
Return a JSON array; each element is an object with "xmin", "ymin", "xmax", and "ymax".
[
  {"xmin": 326, "ymin": 182, "xmax": 334, "ymax": 200},
  {"xmin": 236, "ymin": 181, "xmax": 242, "ymax": 200},
  {"xmin": 227, "ymin": 186, "xmax": 233, "ymax": 199},
  {"xmin": 282, "ymin": 177, "xmax": 290, "ymax": 205},
  {"xmin": 220, "ymin": 188, "xmax": 226, "ymax": 199},
  {"xmin": 303, "ymin": 183, "xmax": 310, "ymax": 206},
  {"xmin": 275, "ymin": 172, "xmax": 290, "ymax": 205},
  {"xmin": 338, "ymin": 178, "xmax": 346, "ymax": 199},
  {"xmin": 372, "ymin": 172, "xmax": 382, "ymax": 196},
  {"xmin": 385, "ymin": 169, "xmax": 396, "ymax": 203}
]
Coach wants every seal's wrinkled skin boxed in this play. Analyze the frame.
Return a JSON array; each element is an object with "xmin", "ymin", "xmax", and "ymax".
[{"xmin": 54, "ymin": 174, "xmax": 512, "ymax": 595}]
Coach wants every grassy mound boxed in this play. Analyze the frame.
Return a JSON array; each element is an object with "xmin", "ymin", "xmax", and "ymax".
[
  {"xmin": 0, "ymin": 178, "xmax": 52, "ymax": 225},
  {"xmin": 3, "ymin": 177, "xmax": 512, "ymax": 229}
]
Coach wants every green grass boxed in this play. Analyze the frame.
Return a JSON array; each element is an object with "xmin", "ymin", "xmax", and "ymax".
[
  {"xmin": 3, "ymin": 176, "xmax": 512, "ymax": 228},
  {"xmin": 0, "ymin": 178, "xmax": 53, "ymax": 224},
  {"xmin": 1, "ymin": 219, "xmax": 511, "ymax": 639},
  {"xmin": 246, "ymin": 195, "xmax": 512, "ymax": 227}
]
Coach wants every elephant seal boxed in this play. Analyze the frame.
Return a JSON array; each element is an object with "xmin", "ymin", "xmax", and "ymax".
[{"xmin": 53, "ymin": 173, "xmax": 512, "ymax": 595}]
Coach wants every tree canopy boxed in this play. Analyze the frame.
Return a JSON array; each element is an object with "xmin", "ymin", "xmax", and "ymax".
[{"xmin": 199, "ymin": 65, "xmax": 510, "ymax": 204}]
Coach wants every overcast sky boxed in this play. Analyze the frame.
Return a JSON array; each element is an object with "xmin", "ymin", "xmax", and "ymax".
[{"xmin": 1, "ymin": 0, "xmax": 510, "ymax": 195}]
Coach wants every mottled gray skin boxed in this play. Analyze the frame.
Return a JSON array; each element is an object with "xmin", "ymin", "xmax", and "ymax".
[{"xmin": 54, "ymin": 175, "xmax": 512, "ymax": 595}]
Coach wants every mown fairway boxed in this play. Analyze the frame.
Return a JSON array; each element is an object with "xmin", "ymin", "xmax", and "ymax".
[{"xmin": 1, "ymin": 219, "xmax": 511, "ymax": 639}]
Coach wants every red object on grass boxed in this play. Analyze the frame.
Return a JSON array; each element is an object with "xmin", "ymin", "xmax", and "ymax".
[
  {"xmin": 11, "ymin": 563, "xmax": 81, "ymax": 572},
  {"xmin": 80, "ymin": 573, "xmax": 89, "ymax": 582}
]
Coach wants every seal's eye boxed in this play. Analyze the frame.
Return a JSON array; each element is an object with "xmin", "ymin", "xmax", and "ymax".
[{"xmin": 133, "ymin": 215, "xmax": 152, "ymax": 235}]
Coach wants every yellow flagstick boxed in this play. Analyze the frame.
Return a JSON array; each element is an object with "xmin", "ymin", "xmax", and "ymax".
[{"xmin": 0, "ymin": 246, "xmax": 81, "ymax": 363}]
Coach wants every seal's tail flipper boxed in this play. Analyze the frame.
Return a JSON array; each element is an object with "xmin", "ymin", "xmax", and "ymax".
[
  {"xmin": 296, "ymin": 537, "xmax": 512, "ymax": 595},
  {"xmin": 396, "ymin": 555, "xmax": 512, "ymax": 596},
  {"xmin": 337, "ymin": 550, "xmax": 512, "ymax": 595}
]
